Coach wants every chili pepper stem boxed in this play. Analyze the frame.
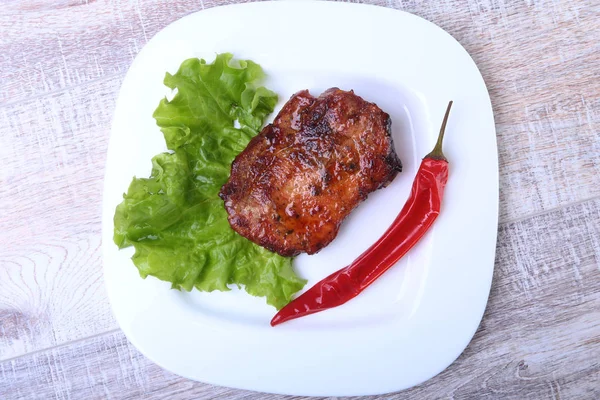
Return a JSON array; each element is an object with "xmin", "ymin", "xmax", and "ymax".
[{"xmin": 426, "ymin": 101, "xmax": 453, "ymax": 161}]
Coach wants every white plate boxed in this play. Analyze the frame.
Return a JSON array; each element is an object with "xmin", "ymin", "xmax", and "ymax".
[{"xmin": 103, "ymin": 1, "xmax": 498, "ymax": 396}]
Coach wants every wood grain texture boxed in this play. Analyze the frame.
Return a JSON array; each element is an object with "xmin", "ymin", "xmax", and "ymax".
[
  {"xmin": 1, "ymin": 198, "xmax": 599, "ymax": 399},
  {"xmin": 0, "ymin": 0, "xmax": 251, "ymax": 105},
  {"xmin": 0, "ymin": 75, "xmax": 124, "ymax": 359},
  {"xmin": 1, "ymin": 0, "xmax": 599, "ymax": 398}
]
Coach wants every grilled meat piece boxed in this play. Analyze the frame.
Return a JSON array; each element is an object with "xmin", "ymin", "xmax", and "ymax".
[{"xmin": 219, "ymin": 88, "xmax": 402, "ymax": 257}]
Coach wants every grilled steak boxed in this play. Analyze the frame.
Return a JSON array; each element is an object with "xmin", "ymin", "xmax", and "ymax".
[{"xmin": 219, "ymin": 88, "xmax": 402, "ymax": 257}]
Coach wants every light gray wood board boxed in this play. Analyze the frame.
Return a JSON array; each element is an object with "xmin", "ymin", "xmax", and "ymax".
[
  {"xmin": 1, "ymin": 197, "xmax": 599, "ymax": 399},
  {"xmin": 0, "ymin": 74, "xmax": 121, "ymax": 231},
  {"xmin": 0, "ymin": 76, "xmax": 123, "ymax": 360}
]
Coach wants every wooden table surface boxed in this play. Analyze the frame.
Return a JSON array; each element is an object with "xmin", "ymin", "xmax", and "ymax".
[{"xmin": 1, "ymin": 0, "xmax": 599, "ymax": 398}]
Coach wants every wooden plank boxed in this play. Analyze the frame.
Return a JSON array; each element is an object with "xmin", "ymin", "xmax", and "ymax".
[
  {"xmin": 0, "ymin": 76, "xmax": 123, "ymax": 360},
  {"xmin": 0, "ymin": 0, "xmax": 243, "ymax": 105},
  {"xmin": 1, "ymin": 198, "xmax": 598, "ymax": 399}
]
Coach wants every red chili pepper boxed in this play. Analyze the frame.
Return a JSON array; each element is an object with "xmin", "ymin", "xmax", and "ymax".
[{"xmin": 271, "ymin": 101, "xmax": 453, "ymax": 327}]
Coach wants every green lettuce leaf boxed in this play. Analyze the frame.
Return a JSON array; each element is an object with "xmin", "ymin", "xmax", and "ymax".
[{"xmin": 114, "ymin": 53, "xmax": 306, "ymax": 309}]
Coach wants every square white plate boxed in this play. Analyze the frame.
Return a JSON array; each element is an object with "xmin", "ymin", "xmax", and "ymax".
[{"xmin": 103, "ymin": 1, "xmax": 498, "ymax": 396}]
